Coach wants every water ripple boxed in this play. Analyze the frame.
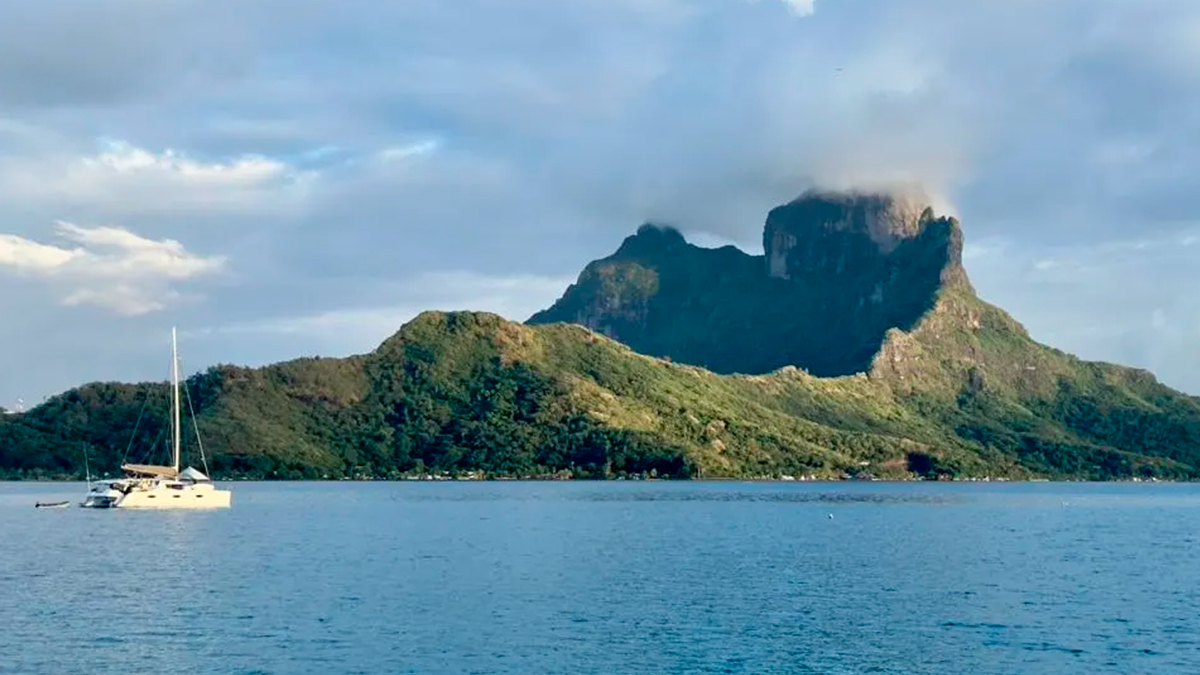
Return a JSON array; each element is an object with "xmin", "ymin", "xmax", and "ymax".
[{"xmin": 2, "ymin": 481, "xmax": 1199, "ymax": 674}]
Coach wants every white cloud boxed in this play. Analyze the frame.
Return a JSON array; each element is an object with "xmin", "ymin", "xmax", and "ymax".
[
  {"xmin": 0, "ymin": 221, "xmax": 224, "ymax": 315},
  {"xmin": 0, "ymin": 233, "xmax": 81, "ymax": 272},
  {"xmin": 376, "ymin": 139, "xmax": 441, "ymax": 163},
  {"xmin": 61, "ymin": 284, "xmax": 181, "ymax": 316},
  {"xmin": 746, "ymin": 0, "xmax": 818, "ymax": 16},
  {"xmin": 79, "ymin": 140, "xmax": 284, "ymax": 184},
  {"xmin": 778, "ymin": 0, "xmax": 817, "ymax": 17},
  {"xmin": 0, "ymin": 138, "xmax": 314, "ymax": 216}
]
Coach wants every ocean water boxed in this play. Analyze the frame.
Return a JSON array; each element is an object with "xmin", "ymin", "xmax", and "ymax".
[{"xmin": 1, "ymin": 481, "xmax": 1198, "ymax": 674}]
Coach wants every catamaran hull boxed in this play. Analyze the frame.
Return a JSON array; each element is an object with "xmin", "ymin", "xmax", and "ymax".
[
  {"xmin": 81, "ymin": 482, "xmax": 231, "ymax": 509},
  {"xmin": 115, "ymin": 488, "xmax": 232, "ymax": 509},
  {"xmin": 80, "ymin": 488, "xmax": 121, "ymax": 508}
]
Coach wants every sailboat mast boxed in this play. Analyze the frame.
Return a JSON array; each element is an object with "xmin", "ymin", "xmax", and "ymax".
[
  {"xmin": 83, "ymin": 442, "xmax": 92, "ymax": 489},
  {"xmin": 172, "ymin": 327, "xmax": 181, "ymax": 475}
]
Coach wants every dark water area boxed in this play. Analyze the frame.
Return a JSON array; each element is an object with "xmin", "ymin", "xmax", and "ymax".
[{"xmin": 2, "ymin": 481, "xmax": 1199, "ymax": 674}]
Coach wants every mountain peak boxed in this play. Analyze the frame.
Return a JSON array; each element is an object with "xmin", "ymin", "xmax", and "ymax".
[
  {"xmin": 614, "ymin": 223, "xmax": 689, "ymax": 257},
  {"xmin": 769, "ymin": 189, "xmax": 934, "ymax": 255},
  {"xmin": 764, "ymin": 188, "xmax": 968, "ymax": 290},
  {"xmin": 531, "ymin": 187, "xmax": 973, "ymax": 377}
]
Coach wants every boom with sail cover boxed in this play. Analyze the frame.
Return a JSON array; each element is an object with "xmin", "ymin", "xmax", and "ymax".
[{"xmin": 120, "ymin": 463, "xmax": 179, "ymax": 478}]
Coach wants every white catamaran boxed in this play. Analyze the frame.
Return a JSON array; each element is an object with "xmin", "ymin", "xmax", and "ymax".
[{"xmin": 81, "ymin": 328, "xmax": 232, "ymax": 509}]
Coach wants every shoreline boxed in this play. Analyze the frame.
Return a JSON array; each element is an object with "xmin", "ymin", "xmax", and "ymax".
[{"xmin": 3, "ymin": 475, "xmax": 1191, "ymax": 484}]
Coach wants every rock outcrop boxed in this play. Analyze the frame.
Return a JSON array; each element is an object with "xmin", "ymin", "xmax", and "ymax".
[
  {"xmin": 763, "ymin": 189, "xmax": 969, "ymax": 289},
  {"xmin": 530, "ymin": 188, "xmax": 967, "ymax": 377}
]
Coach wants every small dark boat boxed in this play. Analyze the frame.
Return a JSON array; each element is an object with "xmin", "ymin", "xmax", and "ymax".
[{"xmin": 35, "ymin": 501, "xmax": 70, "ymax": 509}]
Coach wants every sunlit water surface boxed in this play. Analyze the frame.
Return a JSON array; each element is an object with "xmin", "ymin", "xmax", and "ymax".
[{"xmin": 2, "ymin": 481, "xmax": 1199, "ymax": 674}]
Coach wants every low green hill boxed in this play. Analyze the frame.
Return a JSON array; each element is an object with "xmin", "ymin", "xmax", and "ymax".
[
  {"xmin": 3, "ymin": 307, "xmax": 1198, "ymax": 481},
  {"xmin": 0, "ymin": 311, "xmax": 964, "ymax": 480}
]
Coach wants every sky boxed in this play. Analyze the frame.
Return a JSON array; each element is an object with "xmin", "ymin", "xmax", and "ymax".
[{"xmin": 1, "ymin": 0, "xmax": 1199, "ymax": 406}]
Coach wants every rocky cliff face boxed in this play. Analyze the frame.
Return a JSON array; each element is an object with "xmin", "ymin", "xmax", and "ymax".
[
  {"xmin": 763, "ymin": 189, "xmax": 969, "ymax": 289},
  {"xmin": 765, "ymin": 191, "xmax": 930, "ymax": 278},
  {"xmin": 529, "ymin": 189, "xmax": 969, "ymax": 377}
]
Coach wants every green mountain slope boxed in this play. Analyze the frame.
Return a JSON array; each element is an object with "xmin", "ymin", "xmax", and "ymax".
[
  {"xmin": 3, "ymin": 189, "xmax": 1198, "ymax": 481},
  {"xmin": 0, "ymin": 311, "xmax": 982, "ymax": 481},
  {"xmin": 868, "ymin": 284, "xmax": 1200, "ymax": 478}
]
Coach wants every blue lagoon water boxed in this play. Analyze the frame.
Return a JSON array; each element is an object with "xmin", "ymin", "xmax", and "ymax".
[{"xmin": 2, "ymin": 481, "xmax": 1199, "ymax": 674}]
